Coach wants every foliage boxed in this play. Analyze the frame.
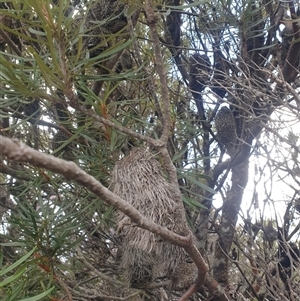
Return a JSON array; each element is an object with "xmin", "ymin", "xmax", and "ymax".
[{"xmin": 0, "ymin": 0, "xmax": 300, "ymax": 300}]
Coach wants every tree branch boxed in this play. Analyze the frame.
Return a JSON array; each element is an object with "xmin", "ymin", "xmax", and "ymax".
[
  {"xmin": 0, "ymin": 135, "xmax": 208, "ymax": 294},
  {"xmin": 145, "ymin": 1, "xmax": 171, "ymax": 146}
]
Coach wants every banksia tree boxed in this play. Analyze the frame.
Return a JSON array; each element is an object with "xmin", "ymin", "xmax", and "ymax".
[{"xmin": 1, "ymin": 0, "xmax": 300, "ymax": 300}]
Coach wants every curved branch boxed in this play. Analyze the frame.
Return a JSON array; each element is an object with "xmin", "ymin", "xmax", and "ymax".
[{"xmin": 0, "ymin": 135, "xmax": 208, "ymax": 294}]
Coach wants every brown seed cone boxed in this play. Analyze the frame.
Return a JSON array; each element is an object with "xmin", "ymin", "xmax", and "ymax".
[
  {"xmin": 215, "ymin": 106, "xmax": 237, "ymax": 156},
  {"xmin": 111, "ymin": 148, "xmax": 195, "ymax": 289}
]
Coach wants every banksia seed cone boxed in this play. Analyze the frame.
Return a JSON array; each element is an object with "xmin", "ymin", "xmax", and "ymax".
[
  {"xmin": 111, "ymin": 148, "xmax": 196, "ymax": 289},
  {"xmin": 215, "ymin": 106, "xmax": 237, "ymax": 156}
]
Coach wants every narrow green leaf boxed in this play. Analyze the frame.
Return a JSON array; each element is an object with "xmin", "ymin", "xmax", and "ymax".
[
  {"xmin": 178, "ymin": 172, "xmax": 216, "ymax": 194},
  {"xmin": 16, "ymin": 287, "xmax": 54, "ymax": 301},
  {"xmin": 172, "ymin": 148, "xmax": 188, "ymax": 163},
  {"xmin": 0, "ymin": 266, "xmax": 26, "ymax": 287},
  {"xmin": 0, "ymin": 242, "xmax": 26, "ymax": 247},
  {"xmin": 0, "ymin": 251, "xmax": 3, "ymax": 268},
  {"xmin": 7, "ymin": 281, "xmax": 24, "ymax": 301},
  {"xmin": 110, "ymin": 130, "xmax": 117, "ymax": 152},
  {"xmin": 182, "ymin": 195, "xmax": 207, "ymax": 209},
  {"xmin": 0, "ymin": 247, "xmax": 36, "ymax": 276},
  {"xmin": 27, "ymin": 46, "xmax": 57, "ymax": 88},
  {"xmin": 102, "ymin": 206, "xmax": 114, "ymax": 220},
  {"xmin": 86, "ymin": 37, "xmax": 135, "ymax": 64},
  {"xmin": 28, "ymin": 28, "xmax": 47, "ymax": 37}
]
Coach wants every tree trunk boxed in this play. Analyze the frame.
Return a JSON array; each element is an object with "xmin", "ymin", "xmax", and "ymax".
[{"xmin": 213, "ymin": 160, "xmax": 249, "ymax": 286}]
